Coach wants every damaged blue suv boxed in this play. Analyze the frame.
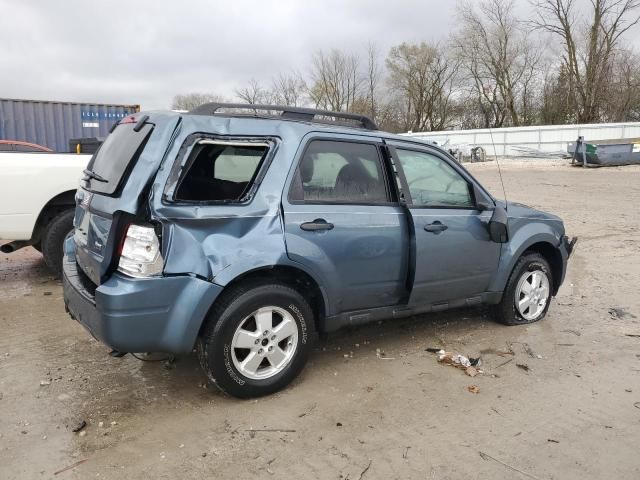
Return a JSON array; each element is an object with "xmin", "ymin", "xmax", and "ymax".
[{"xmin": 63, "ymin": 104, "xmax": 575, "ymax": 398}]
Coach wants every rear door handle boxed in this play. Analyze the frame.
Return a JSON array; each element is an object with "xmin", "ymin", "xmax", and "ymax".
[
  {"xmin": 424, "ymin": 221, "xmax": 448, "ymax": 234},
  {"xmin": 300, "ymin": 218, "xmax": 334, "ymax": 231}
]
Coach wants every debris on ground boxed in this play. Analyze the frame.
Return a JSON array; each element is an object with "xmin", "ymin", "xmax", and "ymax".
[
  {"xmin": 562, "ymin": 329, "xmax": 581, "ymax": 336},
  {"xmin": 376, "ymin": 349, "xmax": 394, "ymax": 360},
  {"xmin": 467, "ymin": 385, "xmax": 480, "ymax": 394},
  {"xmin": 609, "ymin": 307, "xmax": 636, "ymax": 320},
  {"xmin": 522, "ymin": 343, "xmax": 541, "ymax": 359},
  {"xmin": 547, "ymin": 439, "xmax": 559, "ymax": 443},
  {"xmin": 71, "ymin": 420, "xmax": 87, "ymax": 433},
  {"xmin": 516, "ymin": 364, "xmax": 530, "ymax": 372},
  {"xmin": 479, "ymin": 451, "xmax": 541, "ymax": 479},
  {"xmin": 430, "ymin": 349, "xmax": 484, "ymax": 376},
  {"xmin": 625, "ymin": 334, "xmax": 640, "ymax": 338},
  {"xmin": 53, "ymin": 459, "xmax": 88, "ymax": 476},
  {"xmin": 39, "ymin": 379, "xmax": 50, "ymax": 386}
]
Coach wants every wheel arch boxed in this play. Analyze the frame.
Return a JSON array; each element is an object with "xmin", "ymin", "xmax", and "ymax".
[
  {"xmin": 31, "ymin": 190, "xmax": 76, "ymax": 244},
  {"xmin": 200, "ymin": 264, "xmax": 328, "ymax": 337},
  {"xmin": 491, "ymin": 227, "xmax": 563, "ymax": 296},
  {"xmin": 522, "ymin": 241, "xmax": 564, "ymax": 295}
]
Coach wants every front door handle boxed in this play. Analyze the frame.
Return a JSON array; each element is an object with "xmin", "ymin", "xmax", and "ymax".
[
  {"xmin": 300, "ymin": 218, "xmax": 334, "ymax": 231},
  {"xmin": 424, "ymin": 221, "xmax": 448, "ymax": 234}
]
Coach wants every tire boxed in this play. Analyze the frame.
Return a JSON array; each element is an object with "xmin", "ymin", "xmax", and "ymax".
[
  {"xmin": 196, "ymin": 282, "xmax": 313, "ymax": 398},
  {"xmin": 42, "ymin": 209, "xmax": 75, "ymax": 278},
  {"xmin": 491, "ymin": 252, "xmax": 553, "ymax": 326}
]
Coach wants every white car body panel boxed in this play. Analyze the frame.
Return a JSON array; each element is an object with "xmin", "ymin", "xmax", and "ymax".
[{"xmin": 0, "ymin": 153, "xmax": 89, "ymax": 240}]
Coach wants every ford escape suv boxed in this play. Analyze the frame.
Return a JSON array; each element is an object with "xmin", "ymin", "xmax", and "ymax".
[{"xmin": 63, "ymin": 103, "xmax": 575, "ymax": 398}]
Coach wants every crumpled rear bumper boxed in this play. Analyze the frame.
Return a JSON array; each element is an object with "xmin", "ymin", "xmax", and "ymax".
[{"xmin": 62, "ymin": 238, "xmax": 222, "ymax": 354}]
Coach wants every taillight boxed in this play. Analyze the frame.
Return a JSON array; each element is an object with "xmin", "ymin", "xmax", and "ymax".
[{"xmin": 117, "ymin": 224, "xmax": 164, "ymax": 278}]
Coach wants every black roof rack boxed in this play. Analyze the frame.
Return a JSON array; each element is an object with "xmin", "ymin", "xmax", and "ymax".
[{"xmin": 188, "ymin": 103, "xmax": 378, "ymax": 130}]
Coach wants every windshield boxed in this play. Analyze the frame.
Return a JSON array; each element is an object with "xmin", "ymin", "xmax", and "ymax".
[{"xmin": 84, "ymin": 122, "xmax": 153, "ymax": 195}]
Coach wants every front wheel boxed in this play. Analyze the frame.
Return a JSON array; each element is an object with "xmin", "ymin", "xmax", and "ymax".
[
  {"xmin": 492, "ymin": 253, "xmax": 553, "ymax": 325},
  {"xmin": 197, "ymin": 282, "xmax": 313, "ymax": 398}
]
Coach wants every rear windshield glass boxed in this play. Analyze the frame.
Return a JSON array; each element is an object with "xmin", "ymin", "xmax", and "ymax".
[
  {"xmin": 175, "ymin": 141, "xmax": 269, "ymax": 202},
  {"xmin": 84, "ymin": 122, "xmax": 153, "ymax": 195}
]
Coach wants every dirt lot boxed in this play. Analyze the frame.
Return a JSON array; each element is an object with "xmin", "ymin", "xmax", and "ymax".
[{"xmin": 1, "ymin": 161, "xmax": 639, "ymax": 480}]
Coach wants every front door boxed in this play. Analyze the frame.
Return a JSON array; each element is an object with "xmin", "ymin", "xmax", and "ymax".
[
  {"xmin": 389, "ymin": 144, "xmax": 501, "ymax": 306},
  {"xmin": 283, "ymin": 136, "xmax": 409, "ymax": 315}
]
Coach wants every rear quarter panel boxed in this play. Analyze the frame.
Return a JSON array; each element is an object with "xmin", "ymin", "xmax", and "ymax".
[
  {"xmin": 150, "ymin": 116, "xmax": 306, "ymax": 283},
  {"xmin": 0, "ymin": 153, "xmax": 89, "ymax": 239}
]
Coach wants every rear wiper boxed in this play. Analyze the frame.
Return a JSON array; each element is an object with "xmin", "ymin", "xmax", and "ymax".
[{"xmin": 82, "ymin": 169, "xmax": 108, "ymax": 183}]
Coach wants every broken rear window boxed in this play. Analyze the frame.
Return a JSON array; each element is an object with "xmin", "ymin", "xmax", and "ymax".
[{"xmin": 175, "ymin": 140, "xmax": 269, "ymax": 202}]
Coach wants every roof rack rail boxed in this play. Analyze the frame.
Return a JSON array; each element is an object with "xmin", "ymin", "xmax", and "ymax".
[{"xmin": 188, "ymin": 103, "xmax": 378, "ymax": 130}]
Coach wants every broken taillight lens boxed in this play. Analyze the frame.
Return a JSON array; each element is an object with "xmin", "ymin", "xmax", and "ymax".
[{"xmin": 117, "ymin": 224, "xmax": 163, "ymax": 277}]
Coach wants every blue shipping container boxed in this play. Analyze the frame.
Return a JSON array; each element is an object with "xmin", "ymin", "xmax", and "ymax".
[{"xmin": 0, "ymin": 98, "xmax": 140, "ymax": 152}]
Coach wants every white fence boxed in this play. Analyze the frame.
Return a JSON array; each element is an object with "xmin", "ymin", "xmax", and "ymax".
[{"xmin": 404, "ymin": 122, "xmax": 640, "ymax": 157}]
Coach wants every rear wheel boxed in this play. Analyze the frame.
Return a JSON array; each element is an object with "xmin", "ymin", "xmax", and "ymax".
[
  {"xmin": 492, "ymin": 253, "xmax": 553, "ymax": 325},
  {"xmin": 42, "ymin": 209, "xmax": 74, "ymax": 278},
  {"xmin": 197, "ymin": 282, "xmax": 313, "ymax": 398}
]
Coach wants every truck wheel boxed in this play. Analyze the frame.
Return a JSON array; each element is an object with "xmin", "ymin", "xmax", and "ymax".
[
  {"xmin": 196, "ymin": 282, "xmax": 312, "ymax": 398},
  {"xmin": 42, "ymin": 209, "xmax": 75, "ymax": 278},
  {"xmin": 492, "ymin": 253, "xmax": 553, "ymax": 326}
]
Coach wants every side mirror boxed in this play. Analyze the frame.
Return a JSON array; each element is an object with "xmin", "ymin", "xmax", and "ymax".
[
  {"xmin": 473, "ymin": 184, "xmax": 491, "ymax": 212},
  {"xmin": 489, "ymin": 205, "xmax": 509, "ymax": 243}
]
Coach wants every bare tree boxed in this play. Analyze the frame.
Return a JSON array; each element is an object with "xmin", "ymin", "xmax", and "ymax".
[
  {"xmin": 602, "ymin": 48, "xmax": 640, "ymax": 120},
  {"xmin": 308, "ymin": 49, "xmax": 364, "ymax": 111},
  {"xmin": 454, "ymin": 0, "xmax": 541, "ymax": 127},
  {"xmin": 271, "ymin": 72, "xmax": 307, "ymax": 106},
  {"xmin": 235, "ymin": 78, "xmax": 276, "ymax": 105},
  {"xmin": 171, "ymin": 93, "xmax": 226, "ymax": 110},
  {"xmin": 386, "ymin": 42, "xmax": 460, "ymax": 132},
  {"xmin": 531, "ymin": 0, "xmax": 640, "ymax": 122}
]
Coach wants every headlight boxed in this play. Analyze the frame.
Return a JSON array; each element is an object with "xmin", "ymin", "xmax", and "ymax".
[{"xmin": 117, "ymin": 224, "xmax": 164, "ymax": 277}]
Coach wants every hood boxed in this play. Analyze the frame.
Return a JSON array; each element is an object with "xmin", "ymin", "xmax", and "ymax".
[{"xmin": 495, "ymin": 199, "xmax": 565, "ymax": 235}]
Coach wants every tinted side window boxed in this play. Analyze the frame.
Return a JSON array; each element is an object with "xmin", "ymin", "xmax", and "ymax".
[
  {"xmin": 290, "ymin": 140, "xmax": 388, "ymax": 203},
  {"xmin": 396, "ymin": 149, "xmax": 473, "ymax": 207}
]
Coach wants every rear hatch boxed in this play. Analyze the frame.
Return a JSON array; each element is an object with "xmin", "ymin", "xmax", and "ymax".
[{"xmin": 73, "ymin": 113, "xmax": 179, "ymax": 285}]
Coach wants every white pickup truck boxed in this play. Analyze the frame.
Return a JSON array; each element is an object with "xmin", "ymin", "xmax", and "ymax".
[{"xmin": 0, "ymin": 152, "xmax": 89, "ymax": 276}]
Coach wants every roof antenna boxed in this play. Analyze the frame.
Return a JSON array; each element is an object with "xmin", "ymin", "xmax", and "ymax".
[{"xmin": 487, "ymin": 124, "xmax": 508, "ymax": 211}]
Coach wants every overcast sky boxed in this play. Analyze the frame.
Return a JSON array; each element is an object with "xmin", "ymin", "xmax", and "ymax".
[
  {"xmin": 2, "ymin": 1, "xmax": 638, "ymax": 110},
  {"xmin": 0, "ymin": 0, "xmax": 462, "ymax": 109}
]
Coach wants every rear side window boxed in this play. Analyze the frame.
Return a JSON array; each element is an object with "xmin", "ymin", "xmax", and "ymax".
[
  {"xmin": 175, "ymin": 141, "xmax": 269, "ymax": 202},
  {"xmin": 84, "ymin": 122, "xmax": 153, "ymax": 195},
  {"xmin": 289, "ymin": 140, "xmax": 389, "ymax": 203}
]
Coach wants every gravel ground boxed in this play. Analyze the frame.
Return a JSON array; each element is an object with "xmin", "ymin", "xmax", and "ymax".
[{"xmin": 1, "ymin": 161, "xmax": 639, "ymax": 479}]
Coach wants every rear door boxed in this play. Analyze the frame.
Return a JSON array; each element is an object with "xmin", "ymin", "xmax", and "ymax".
[
  {"xmin": 283, "ymin": 135, "xmax": 409, "ymax": 314},
  {"xmin": 388, "ymin": 143, "xmax": 500, "ymax": 306},
  {"xmin": 73, "ymin": 118, "xmax": 156, "ymax": 284}
]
